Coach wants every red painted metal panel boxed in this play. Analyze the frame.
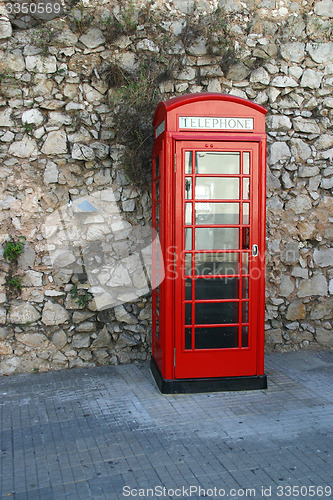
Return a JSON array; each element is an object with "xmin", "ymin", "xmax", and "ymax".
[{"xmin": 174, "ymin": 141, "xmax": 261, "ymax": 379}]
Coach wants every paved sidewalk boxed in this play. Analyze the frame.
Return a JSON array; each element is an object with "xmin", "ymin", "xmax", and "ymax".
[{"xmin": 0, "ymin": 350, "xmax": 333, "ymax": 500}]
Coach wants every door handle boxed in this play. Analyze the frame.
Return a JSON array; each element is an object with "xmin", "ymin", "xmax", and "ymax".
[{"xmin": 252, "ymin": 244, "xmax": 258, "ymax": 257}]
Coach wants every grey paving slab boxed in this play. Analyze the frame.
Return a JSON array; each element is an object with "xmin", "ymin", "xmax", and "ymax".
[{"xmin": 0, "ymin": 350, "xmax": 333, "ymax": 500}]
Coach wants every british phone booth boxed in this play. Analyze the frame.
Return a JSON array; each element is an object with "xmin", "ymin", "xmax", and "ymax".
[{"xmin": 151, "ymin": 93, "xmax": 267, "ymax": 393}]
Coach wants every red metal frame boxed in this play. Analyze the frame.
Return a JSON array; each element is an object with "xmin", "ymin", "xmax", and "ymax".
[
  {"xmin": 151, "ymin": 93, "xmax": 267, "ymax": 382},
  {"xmin": 174, "ymin": 140, "xmax": 259, "ymax": 379}
]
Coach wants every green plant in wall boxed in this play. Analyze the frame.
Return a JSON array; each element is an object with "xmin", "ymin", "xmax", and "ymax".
[
  {"xmin": 103, "ymin": 0, "xmax": 138, "ymax": 43},
  {"xmin": 70, "ymin": 1, "xmax": 94, "ymax": 34},
  {"xmin": 70, "ymin": 285, "xmax": 92, "ymax": 307},
  {"xmin": 30, "ymin": 27, "xmax": 55, "ymax": 56},
  {"xmin": 22, "ymin": 122, "xmax": 36, "ymax": 134},
  {"xmin": 3, "ymin": 235, "xmax": 26, "ymax": 298},
  {"xmin": 181, "ymin": 6, "xmax": 236, "ymax": 71},
  {"xmin": 111, "ymin": 58, "xmax": 163, "ymax": 188},
  {"xmin": 0, "ymin": 68, "xmax": 19, "ymax": 98},
  {"xmin": 6, "ymin": 277, "xmax": 23, "ymax": 296},
  {"xmin": 3, "ymin": 236, "xmax": 26, "ymax": 262},
  {"xmin": 101, "ymin": 3, "xmax": 237, "ymax": 189},
  {"xmin": 0, "ymin": 69, "xmax": 15, "ymax": 82}
]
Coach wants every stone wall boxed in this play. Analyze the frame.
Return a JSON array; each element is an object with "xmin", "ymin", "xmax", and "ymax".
[{"xmin": 0, "ymin": 0, "xmax": 333, "ymax": 374}]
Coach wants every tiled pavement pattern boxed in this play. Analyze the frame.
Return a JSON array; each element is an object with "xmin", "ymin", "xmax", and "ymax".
[{"xmin": 0, "ymin": 350, "xmax": 333, "ymax": 500}]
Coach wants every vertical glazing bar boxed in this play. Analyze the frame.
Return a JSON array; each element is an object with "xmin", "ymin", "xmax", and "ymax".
[
  {"xmin": 191, "ymin": 150, "xmax": 195, "ymax": 350},
  {"xmin": 238, "ymin": 152, "xmax": 243, "ymax": 347}
]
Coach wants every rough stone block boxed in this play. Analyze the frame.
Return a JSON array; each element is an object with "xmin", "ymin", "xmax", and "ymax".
[
  {"xmin": 286, "ymin": 299, "xmax": 306, "ymax": 321},
  {"xmin": 310, "ymin": 299, "xmax": 333, "ymax": 320},
  {"xmin": 313, "ymin": 248, "xmax": 333, "ymax": 267},
  {"xmin": 91, "ymin": 326, "xmax": 111, "ymax": 349},
  {"xmin": 271, "ymin": 76, "xmax": 298, "ymax": 87},
  {"xmin": 9, "ymin": 303, "xmax": 41, "ymax": 324},
  {"xmin": 114, "ymin": 305, "xmax": 138, "ymax": 324},
  {"xmin": 226, "ymin": 63, "xmax": 250, "ymax": 81},
  {"xmin": 16, "ymin": 333, "xmax": 48, "ymax": 348},
  {"xmin": 51, "ymin": 329, "xmax": 68, "ymax": 349},
  {"xmin": 79, "ymin": 28, "xmax": 105, "ymax": 49},
  {"xmin": 71, "ymin": 334, "xmax": 91, "ymax": 349},
  {"xmin": 285, "ymin": 195, "xmax": 312, "ymax": 214},
  {"xmin": 0, "ymin": 341, "xmax": 12, "ymax": 355},
  {"xmin": 44, "ymin": 161, "xmax": 59, "ymax": 184},
  {"xmin": 280, "ymin": 42, "xmax": 305, "ymax": 62},
  {"xmin": 42, "ymin": 302, "xmax": 70, "ymax": 326},
  {"xmin": 9, "ymin": 137, "xmax": 38, "ymax": 158},
  {"xmin": 72, "ymin": 143, "xmax": 95, "ymax": 161},
  {"xmin": 307, "ymin": 42, "xmax": 333, "ymax": 64},
  {"xmin": 22, "ymin": 109, "xmax": 44, "ymax": 126},
  {"xmin": 25, "ymin": 55, "xmax": 57, "ymax": 73},
  {"xmin": 297, "ymin": 274, "xmax": 328, "ymax": 298},
  {"xmin": 266, "ymin": 115, "xmax": 291, "ymax": 131},
  {"xmin": 136, "ymin": 38, "xmax": 160, "ymax": 52},
  {"xmin": 0, "ymin": 109, "xmax": 14, "ymax": 127},
  {"xmin": 268, "ymin": 142, "xmax": 291, "ymax": 165},
  {"xmin": 265, "ymin": 329, "xmax": 283, "ymax": 344},
  {"xmin": 0, "ymin": 326, "xmax": 9, "ymax": 339},
  {"xmin": 175, "ymin": 67, "xmax": 196, "ymax": 80},
  {"xmin": 315, "ymin": 326, "xmax": 333, "ymax": 346},
  {"xmin": 42, "ymin": 130, "xmax": 67, "ymax": 155},
  {"xmin": 279, "ymin": 275, "xmax": 295, "ymax": 297},
  {"xmin": 300, "ymin": 69, "xmax": 323, "ymax": 89},
  {"xmin": 314, "ymin": 0, "xmax": 333, "ymax": 16},
  {"xmin": 281, "ymin": 243, "xmax": 300, "ymax": 265},
  {"xmin": 22, "ymin": 270, "xmax": 43, "ymax": 287}
]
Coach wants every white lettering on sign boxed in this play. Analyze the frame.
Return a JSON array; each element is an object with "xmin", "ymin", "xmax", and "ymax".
[{"xmin": 179, "ymin": 116, "xmax": 254, "ymax": 131}]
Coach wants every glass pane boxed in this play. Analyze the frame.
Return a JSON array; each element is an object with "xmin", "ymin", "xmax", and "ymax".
[
  {"xmin": 243, "ymin": 203, "xmax": 249, "ymax": 224},
  {"xmin": 243, "ymin": 152, "xmax": 250, "ymax": 175},
  {"xmin": 156, "ymin": 204, "xmax": 159, "ymax": 224},
  {"xmin": 153, "ymin": 245, "xmax": 160, "ymax": 280},
  {"xmin": 184, "ymin": 254, "xmax": 192, "ymax": 275},
  {"xmin": 196, "ymin": 228, "xmax": 239, "ymax": 250},
  {"xmin": 185, "ymin": 328, "xmax": 192, "ymax": 349},
  {"xmin": 243, "ymin": 178, "xmax": 250, "ymax": 199},
  {"xmin": 185, "ymin": 203, "xmax": 192, "ymax": 225},
  {"xmin": 185, "ymin": 303, "xmax": 192, "ymax": 325},
  {"xmin": 185, "ymin": 228, "xmax": 192, "ymax": 250},
  {"xmin": 242, "ymin": 326, "xmax": 249, "ymax": 347},
  {"xmin": 154, "ymin": 314, "xmax": 159, "ymax": 339},
  {"xmin": 242, "ymin": 277, "xmax": 249, "ymax": 298},
  {"xmin": 196, "ymin": 177, "xmax": 239, "ymax": 200},
  {"xmin": 195, "ymin": 326, "xmax": 239, "ymax": 349},
  {"xmin": 241, "ymin": 253, "xmax": 249, "ymax": 274},
  {"xmin": 156, "ymin": 294, "xmax": 160, "ymax": 316},
  {"xmin": 195, "ymin": 152, "xmax": 240, "ymax": 174},
  {"xmin": 195, "ymin": 277, "xmax": 239, "ymax": 300},
  {"xmin": 185, "ymin": 279, "xmax": 192, "ymax": 299},
  {"xmin": 242, "ymin": 227, "xmax": 249, "ymax": 249},
  {"xmin": 242, "ymin": 301, "xmax": 249, "ymax": 323},
  {"xmin": 185, "ymin": 152, "xmax": 192, "ymax": 174},
  {"xmin": 185, "ymin": 177, "xmax": 192, "ymax": 199},
  {"xmin": 155, "ymin": 180, "xmax": 159, "ymax": 200},
  {"xmin": 155, "ymin": 156, "xmax": 160, "ymax": 178},
  {"xmin": 195, "ymin": 203, "xmax": 239, "ymax": 225},
  {"xmin": 195, "ymin": 302, "xmax": 239, "ymax": 325},
  {"xmin": 194, "ymin": 253, "xmax": 239, "ymax": 276}
]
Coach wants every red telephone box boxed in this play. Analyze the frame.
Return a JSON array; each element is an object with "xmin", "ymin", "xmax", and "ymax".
[{"xmin": 151, "ymin": 93, "xmax": 267, "ymax": 393}]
